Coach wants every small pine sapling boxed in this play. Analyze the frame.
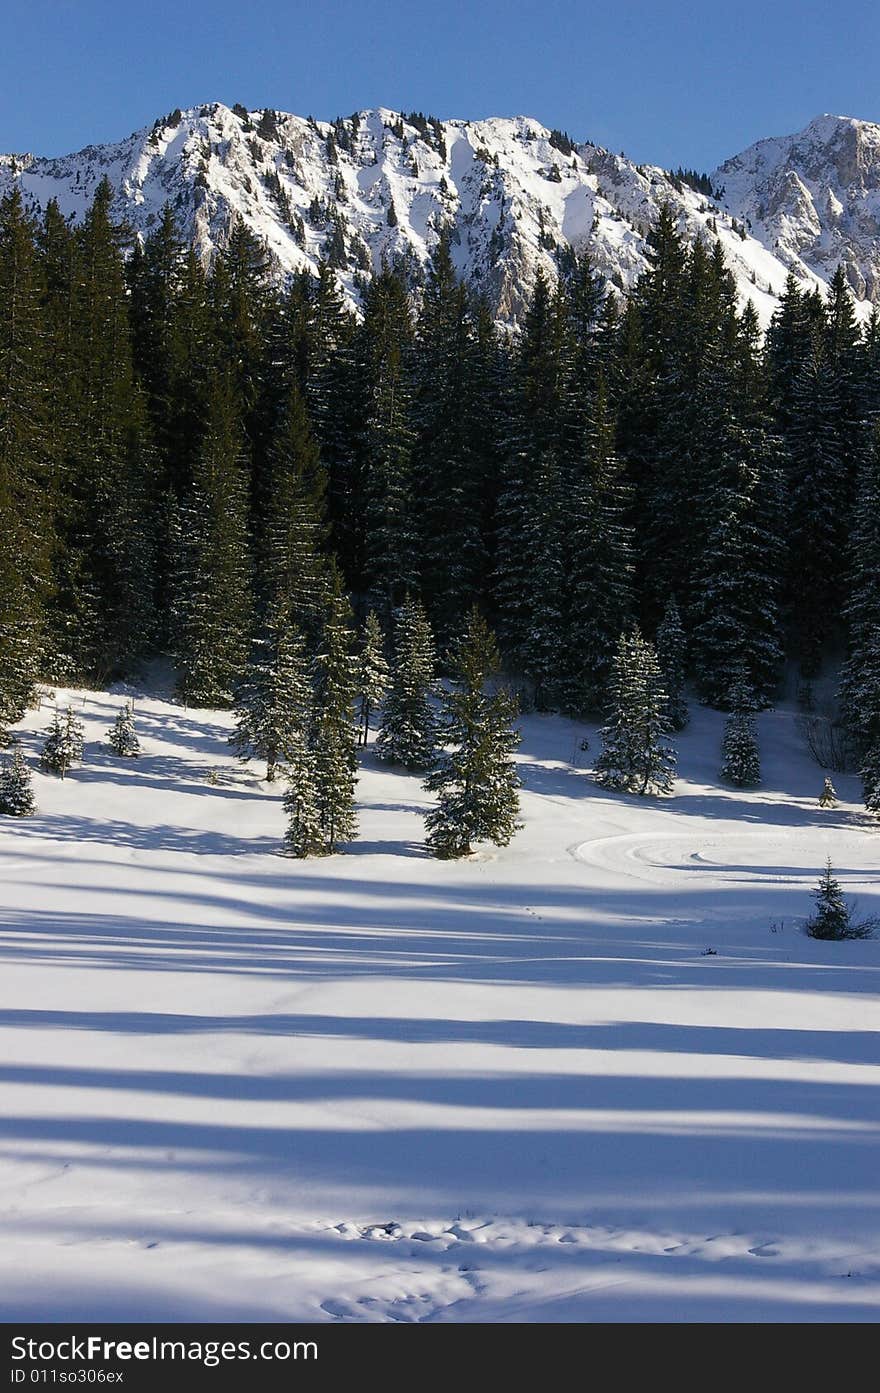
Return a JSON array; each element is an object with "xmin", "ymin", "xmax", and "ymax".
[
  {"xmin": 805, "ymin": 859, "xmax": 875, "ymax": 940},
  {"xmin": 40, "ymin": 707, "xmax": 85, "ymax": 780},
  {"xmin": 818, "ymin": 776, "xmax": 838, "ymax": 808},
  {"xmin": 0, "ymin": 742, "xmax": 36, "ymax": 817},
  {"xmin": 108, "ymin": 701, "xmax": 140, "ymax": 757}
]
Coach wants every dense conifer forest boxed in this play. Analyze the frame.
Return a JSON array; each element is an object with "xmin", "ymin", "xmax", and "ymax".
[{"xmin": 1, "ymin": 179, "xmax": 879, "ymax": 826}]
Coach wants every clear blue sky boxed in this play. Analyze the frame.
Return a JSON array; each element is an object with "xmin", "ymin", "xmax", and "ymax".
[{"xmin": 2, "ymin": 0, "xmax": 879, "ymax": 170}]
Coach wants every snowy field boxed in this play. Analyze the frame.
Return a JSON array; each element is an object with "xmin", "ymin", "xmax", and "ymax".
[{"xmin": 1, "ymin": 681, "xmax": 879, "ymax": 1322}]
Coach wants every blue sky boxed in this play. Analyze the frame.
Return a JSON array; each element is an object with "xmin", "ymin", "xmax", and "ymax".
[{"xmin": 2, "ymin": 0, "xmax": 879, "ymax": 169}]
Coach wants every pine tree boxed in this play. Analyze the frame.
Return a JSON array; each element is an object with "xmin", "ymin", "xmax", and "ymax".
[
  {"xmin": 282, "ymin": 733, "xmax": 324, "ymax": 857},
  {"xmin": 494, "ymin": 272, "xmax": 568, "ymax": 668},
  {"xmin": 656, "ymin": 596, "xmax": 689, "ymax": 730},
  {"xmin": 840, "ymin": 430, "xmax": 880, "ymax": 766},
  {"xmin": 0, "ymin": 189, "xmax": 52, "ymax": 720},
  {"xmin": 806, "ymin": 859, "xmax": 871, "ymax": 940},
  {"xmin": 595, "ymin": 629, "xmax": 676, "ymax": 795},
  {"xmin": 720, "ymin": 676, "xmax": 760, "ymax": 786},
  {"xmin": 424, "ymin": 609, "xmax": 521, "ymax": 858},
  {"xmin": 211, "ymin": 216, "xmax": 274, "ymax": 433},
  {"xmin": 104, "ymin": 387, "xmax": 160, "ymax": 670},
  {"xmin": 819, "ymin": 776, "xmax": 838, "ymax": 808},
  {"xmin": 862, "ymin": 743, "xmax": 880, "ymax": 818},
  {"xmin": 50, "ymin": 177, "xmax": 146, "ymax": 680},
  {"xmin": 298, "ymin": 263, "xmax": 359, "ymax": 582},
  {"xmin": 357, "ymin": 610, "xmax": 389, "ymax": 747},
  {"xmin": 172, "ymin": 373, "xmax": 253, "ymax": 706},
  {"xmin": 259, "ymin": 381, "xmax": 331, "ymax": 639},
  {"xmin": 357, "ymin": 269, "xmax": 418, "ymax": 613},
  {"xmin": 764, "ymin": 274, "xmax": 823, "ymax": 433},
  {"xmin": 785, "ymin": 338, "xmax": 849, "ymax": 675},
  {"xmin": 107, "ymin": 700, "xmax": 139, "ymax": 757},
  {"xmin": 40, "ymin": 706, "xmax": 84, "ymax": 779},
  {"xmin": 413, "ymin": 235, "xmax": 492, "ymax": 644},
  {"xmin": 689, "ymin": 306, "xmax": 784, "ymax": 706},
  {"xmin": 310, "ymin": 576, "xmax": 359, "ymax": 851},
  {"xmin": 232, "ymin": 612, "xmax": 311, "ymax": 782},
  {"xmin": 561, "ymin": 379, "xmax": 633, "ymax": 714},
  {"xmin": 375, "ymin": 595, "xmax": 437, "ymax": 770},
  {"xmin": 618, "ymin": 208, "xmax": 698, "ymax": 618},
  {"xmin": 277, "ymin": 634, "xmax": 323, "ymax": 856},
  {"xmin": 519, "ymin": 450, "xmax": 567, "ymax": 710},
  {"xmin": 0, "ymin": 741, "xmax": 36, "ymax": 816}
]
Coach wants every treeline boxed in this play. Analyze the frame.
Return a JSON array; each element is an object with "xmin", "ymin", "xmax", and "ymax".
[{"xmin": 0, "ymin": 182, "xmax": 879, "ymax": 814}]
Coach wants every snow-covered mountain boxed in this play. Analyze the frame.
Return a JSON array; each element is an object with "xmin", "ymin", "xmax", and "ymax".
[
  {"xmin": 714, "ymin": 113, "xmax": 880, "ymax": 305},
  {"xmin": 1, "ymin": 103, "xmax": 878, "ymax": 327}
]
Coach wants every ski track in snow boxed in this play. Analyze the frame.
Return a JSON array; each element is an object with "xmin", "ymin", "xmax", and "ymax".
[{"xmin": 0, "ymin": 684, "xmax": 879, "ymax": 1321}]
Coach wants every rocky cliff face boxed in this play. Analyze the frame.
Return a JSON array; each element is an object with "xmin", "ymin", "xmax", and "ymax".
[
  {"xmin": 2, "ymin": 104, "xmax": 877, "ymax": 326},
  {"xmin": 713, "ymin": 113, "xmax": 880, "ymax": 304}
]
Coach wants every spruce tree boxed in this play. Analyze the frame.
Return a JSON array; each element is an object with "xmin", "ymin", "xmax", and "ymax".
[
  {"xmin": 0, "ymin": 189, "xmax": 52, "ymax": 719},
  {"xmin": 211, "ymin": 216, "xmax": 274, "ymax": 443},
  {"xmin": 840, "ymin": 431, "xmax": 880, "ymax": 767},
  {"xmin": 282, "ymin": 736, "xmax": 324, "ymax": 857},
  {"xmin": 720, "ymin": 676, "xmax": 761, "ymax": 786},
  {"xmin": 108, "ymin": 700, "xmax": 140, "ymax": 757},
  {"xmin": 357, "ymin": 269, "xmax": 418, "ymax": 613},
  {"xmin": 519, "ymin": 451, "xmax": 567, "ymax": 710},
  {"xmin": 0, "ymin": 742, "xmax": 36, "ymax": 816},
  {"xmin": 276, "ymin": 630, "xmax": 323, "ymax": 856},
  {"xmin": 357, "ymin": 610, "xmax": 389, "ymax": 747},
  {"xmin": 656, "ymin": 596, "xmax": 689, "ymax": 730},
  {"xmin": 561, "ymin": 379, "xmax": 633, "ymax": 715},
  {"xmin": 259, "ymin": 381, "xmax": 331, "ymax": 639},
  {"xmin": 819, "ymin": 776, "xmax": 838, "ymax": 808},
  {"xmin": 232, "ymin": 612, "xmax": 310, "ymax": 782},
  {"xmin": 40, "ymin": 706, "xmax": 84, "ymax": 779},
  {"xmin": 424, "ymin": 609, "xmax": 521, "ymax": 858},
  {"xmin": 618, "ymin": 208, "xmax": 698, "ymax": 618},
  {"xmin": 413, "ymin": 235, "xmax": 492, "ymax": 644},
  {"xmin": 805, "ymin": 859, "xmax": 871, "ymax": 940},
  {"xmin": 690, "ymin": 306, "xmax": 784, "ymax": 706},
  {"xmin": 764, "ymin": 274, "xmax": 823, "ymax": 432},
  {"xmin": 785, "ymin": 339, "xmax": 848, "ymax": 675},
  {"xmin": 595, "ymin": 629, "xmax": 676, "ymax": 795},
  {"xmin": 51, "ymin": 177, "xmax": 147, "ymax": 680},
  {"xmin": 494, "ymin": 272, "xmax": 567, "ymax": 665},
  {"xmin": 310, "ymin": 576, "xmax": 359, "ymax": 851},
  {"xmin": 862, "ymin": 743, "xmax": 880, "ymax": 818},
  {"xmin": 375, "ymin": 595, "xmax": 437, "ymax": 770},
  {"xmin": 172, "ymin": 372, "xmax": 253, "ymax": 706},
  {"xmin": 299, "ymin": 263, "xmax": 359, "ymax": 582}
]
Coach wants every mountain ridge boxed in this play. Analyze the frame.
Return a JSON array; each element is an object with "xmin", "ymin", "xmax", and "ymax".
[{"xmin": 2, "ymin": 103, "xmax": 878, "ymax": 326}]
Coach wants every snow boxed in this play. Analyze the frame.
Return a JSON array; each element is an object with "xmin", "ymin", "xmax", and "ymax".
[
  {"xmin": 2, "ymin": 104, "xmax": 877, "ymax": 329},
  {"xmin": 716, "ymin": 113, "xmax": 880, "ymax": 304},
  {"xmin": 1, "ymin": 684, "xmax": 879, "ymax": 1322}
]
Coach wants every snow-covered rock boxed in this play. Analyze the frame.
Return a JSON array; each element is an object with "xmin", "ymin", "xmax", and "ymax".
[
  {"xmin": 714, "ymin": 113, "xmax": 880, "ymax": 304},
  {"xmin": 2, "ymin": 104, "xmax": 878, "ymax": 327}
]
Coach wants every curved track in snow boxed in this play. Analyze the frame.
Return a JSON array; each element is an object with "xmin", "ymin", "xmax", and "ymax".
[{"xmin": 569, "ymin": 825, "xmax": 876, "ymax": 891}]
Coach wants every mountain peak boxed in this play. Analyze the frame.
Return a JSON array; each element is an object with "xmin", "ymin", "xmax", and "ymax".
[
  {"xmin": 2, "ymin": 103, "xmax": 878, "ymax": 325},
  {"xmin": 714, "ymin": 112, "xmax": 880, "ymax": 302}
]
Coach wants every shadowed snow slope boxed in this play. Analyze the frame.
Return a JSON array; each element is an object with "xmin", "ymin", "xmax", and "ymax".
[{"xmin": 0, "ymin": 686, "xmax": 878, "ymax": 1322}]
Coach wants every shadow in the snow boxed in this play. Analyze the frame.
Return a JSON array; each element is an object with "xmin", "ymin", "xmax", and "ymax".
[{"xmin": 1, "ymin": 1013, "xmax": 874, "ymax": 1068}]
